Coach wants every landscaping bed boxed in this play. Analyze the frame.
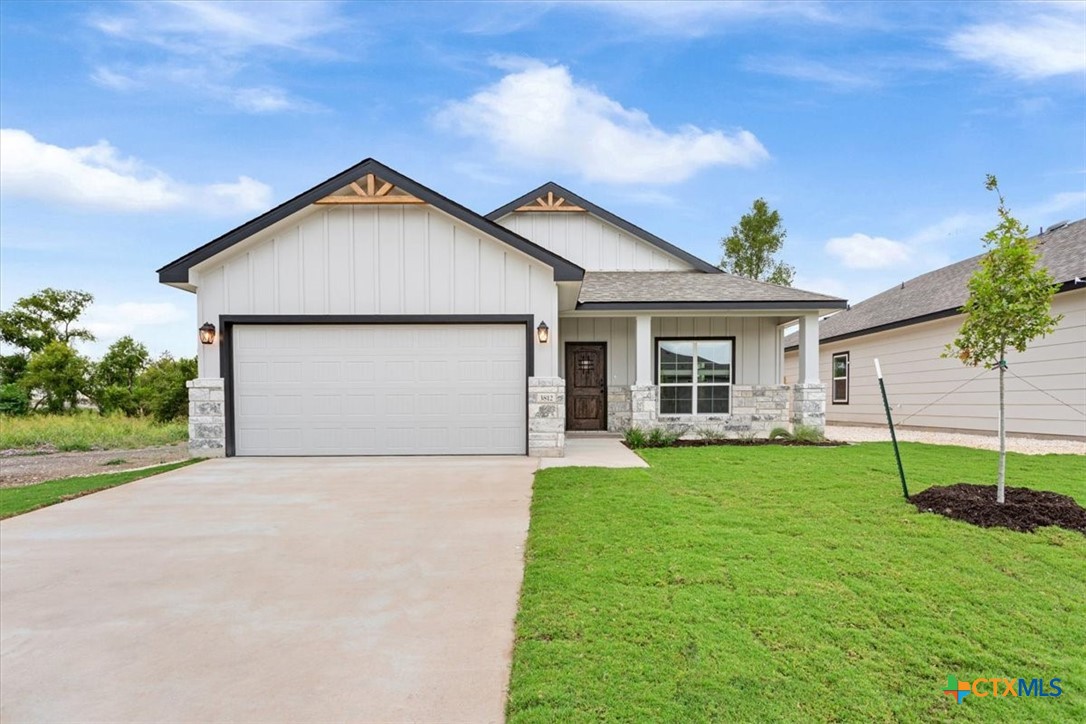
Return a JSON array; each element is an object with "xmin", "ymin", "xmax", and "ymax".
[
  {"xmin": 911, "ymin": 483, "xmax": 1086, "ymax": 534},
  {"xmin": 662, "ymin": 437, "xmax": 842, "ymax": 448}
]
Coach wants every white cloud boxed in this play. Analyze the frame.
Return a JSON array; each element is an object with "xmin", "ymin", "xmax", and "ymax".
[
  {"xmin": 88, "ymin": 1, "xmax": 343, "ymax": 113},
  {"xmin": 742, "ymin": 56, "xmax": 879, "ymax": 91},
  {"xmin": 85, "ymin": 302, "xmax": 189, "ymax": 342},
  {"xmin": 0, "ymin": 129, "xmax": 272, "ymax": 214},
  {"xmin": 435, "ymin": 61, "xmax": 768, "ymax": 184},
  {"xmin": 825, "ymin": 233, "xmax": 911, "ymax": 269},
  {"xmin": 946, "ymin": 3, "xmax": 1086, "ymax": 79},
  {"xmin": 583, "ymin": 1, "xmax": 838, "ymax": 37}
]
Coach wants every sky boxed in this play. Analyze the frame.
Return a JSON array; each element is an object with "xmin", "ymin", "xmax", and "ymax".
[{"xmin": 1, "ymin": 0, "xmax": 1084, "ymax": 360}]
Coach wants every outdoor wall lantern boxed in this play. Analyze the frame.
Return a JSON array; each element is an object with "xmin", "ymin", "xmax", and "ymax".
[
  {"xmin": 199, "ymin": 322, "xmax": 216, "ymax": 345},
  {"xmin": 536, "ymin": 321, "xmax": 550, "ymax": 344}
]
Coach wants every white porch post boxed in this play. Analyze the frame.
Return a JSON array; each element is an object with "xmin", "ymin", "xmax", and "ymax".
[
  {"xmin": 635, "ymin": 314, "xmax": 652, "ymax": 385},
  {"xmin": 798, "ymin": 313, "xmax": 820, "ymax": 383},
  {"xmin": 631, "ymin": 314, "xmax": 657, "ymax": 428},
  {"xmin": 793, "ymin": 312, "xmax": 826, "ymax": 432}
]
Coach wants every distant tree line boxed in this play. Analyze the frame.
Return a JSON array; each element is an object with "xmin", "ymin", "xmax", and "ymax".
[{"xmin": 0, "ymin": 288, "xmax": 195, "ymax": 421}]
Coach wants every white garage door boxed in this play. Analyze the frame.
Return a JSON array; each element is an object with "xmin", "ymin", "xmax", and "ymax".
[{"xmin": 232, "ymin": 324, "xmax": 526, "ymax": 456}]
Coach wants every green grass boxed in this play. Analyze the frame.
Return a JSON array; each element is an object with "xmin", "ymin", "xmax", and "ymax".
[
  {"xmin": 0, "ymin": 459, "xmax": 201, "ymax": 519},
  {"xmin": 508, "ymin": 443, "xmax": 1085, "ymax": 723},
  {"xmin": 0, "ymin": 412, "xmax": 187, "ymax": 451}
]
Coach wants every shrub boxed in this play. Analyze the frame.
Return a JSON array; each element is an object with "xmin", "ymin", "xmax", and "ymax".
[
  {"xmin": 0, "ymin": 383, "xmax": 30, "ymax": 416},
  {"xmin": 624, "ymin": 427, "xmax": 649, "ymax": 449},
  {"xmin": 768, "ymin": 427, "xmax": 793, "ymax": 441},
  {"xmin": 793, "ymin": 425, "xmax": 826, "ymax": 443},
  {"xmin": 647, "ymin": 427, "xmax": 681, "ymax": 448},
  {"xmin": 21, "ymin": 342, "xmax": 90, "ymax": 413},
  {"xmin": 134, "ymin": 355, "xmax": 197, "ymax": 422},
  {"xmin": 694, "ymin": 426, "xmax": 719, "ymax": 442}
]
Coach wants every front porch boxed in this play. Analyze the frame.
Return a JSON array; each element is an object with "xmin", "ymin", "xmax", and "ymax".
[{"xmin": 527, "ymin": 312, "xmax": 828, "ymax": 457}]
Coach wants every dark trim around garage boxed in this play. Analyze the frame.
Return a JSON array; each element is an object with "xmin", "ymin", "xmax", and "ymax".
[{"xmin": 218, "ymin": 314, "xmax": 536, "ymax": 457}]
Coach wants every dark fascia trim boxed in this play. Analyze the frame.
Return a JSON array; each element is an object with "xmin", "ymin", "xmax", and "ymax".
[
  {"xmin": 486, "ymin": 181, "xmax": 722, "ymax": 275},
  {"xmin": 218, "ymin": 314, "xmax": 536, "ymax": 457},
  {"xmin": 784, "ymin": 278, "xmax": 1083, "ymax": 351},
  {"xmin": 577, "ymin": 299, "xmax": 849, "ymax": 312},
  {"xmin": 159, "ymin": 159, "xmax": 585, "ymax": 284}
]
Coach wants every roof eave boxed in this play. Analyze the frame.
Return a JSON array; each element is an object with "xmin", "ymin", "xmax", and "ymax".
[
  {"xmin": 486, "ymin": 182, "xmax": 723, "ymax": 275},
  {"xmin": 576, "ymin": 300, "xmax": 848, "ymax": 312}
]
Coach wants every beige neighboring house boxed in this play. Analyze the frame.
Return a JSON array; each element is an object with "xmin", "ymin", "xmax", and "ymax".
[{"xmin": 784, "ymin": 218, "xmax": 1086, "ymax": 439}]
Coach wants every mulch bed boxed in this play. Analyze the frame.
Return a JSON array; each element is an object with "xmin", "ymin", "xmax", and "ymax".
[
  {"xmin": 670, "ymin": 439, "xmax": 843, "ymax": 448},
  {"xmin": 910, "ymin": 483, "xmax": 1086, "ymax": 534}
]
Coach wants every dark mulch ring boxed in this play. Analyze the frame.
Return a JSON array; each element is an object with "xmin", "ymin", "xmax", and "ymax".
[{"xmin": 910, "ymin": 483, "xmax": 1086, "ymax": 534}]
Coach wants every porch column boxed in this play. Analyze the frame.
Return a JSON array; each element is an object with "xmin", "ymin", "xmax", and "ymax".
[
  {"xmin": 798, "ymin": 313, "xmax": 820, "ymax": 383},
  {"xmin": 793, "ymin": 313, "xmax": 826, "ymax": 432},
  {"xmin": 635, "ymin": 314, "xmax": 652, "ymax": 385}
]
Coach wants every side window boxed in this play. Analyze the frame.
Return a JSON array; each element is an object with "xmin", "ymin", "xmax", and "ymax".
[{"xmin": 831, "ymin": 352, "xmax": 849, "ymax": 404}]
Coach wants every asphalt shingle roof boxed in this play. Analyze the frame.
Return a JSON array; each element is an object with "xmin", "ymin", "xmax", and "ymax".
[
  {"xmin": 784, "ymin": 217, "xmax": 1086, "ymax": 347},
  {"xmin": 577, "ymin": 271, "xmax": 846, "ymax": 305}
]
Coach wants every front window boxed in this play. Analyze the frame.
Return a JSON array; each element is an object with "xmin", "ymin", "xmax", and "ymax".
[
  {"xmin": 832, "ymin": 352, "xmax": 849, "ymax": 404},
  {"xmin": 658, "ymin": 339, "xmax": 732, "ymax": 415}
]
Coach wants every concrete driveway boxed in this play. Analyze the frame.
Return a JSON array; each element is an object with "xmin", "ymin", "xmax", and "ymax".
[{"xmin": 1, "ymin": 456, "xmax": 536, "ymax": 723}]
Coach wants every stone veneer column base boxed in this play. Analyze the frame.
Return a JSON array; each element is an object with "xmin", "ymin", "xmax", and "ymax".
[
  {"xmin": 792, "ymin": 382, "xmax": 827, "ymax": 432},
  {"xmin": 629, "ymin": 385, "xmax": 658, "ymax": 429},
  {"xmin": 528, "ymin": 377, "xmax": 565, "ymax": 457},
  {"xmin": 188, "ymin": 378, "xmax": 226, "ymax": 457}
]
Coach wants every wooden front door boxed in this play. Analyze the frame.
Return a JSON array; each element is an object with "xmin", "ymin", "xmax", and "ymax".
[{"xmin": 565, "ymin": 343, "xmax": 607, "ymax": 431}]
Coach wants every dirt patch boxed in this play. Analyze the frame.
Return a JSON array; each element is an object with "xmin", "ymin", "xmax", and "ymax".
[
  {"xmin": 910, "ymin": 483, "xmax": 1086, "ymax": 534},
  {"xmin": 0, "ymin": 444, "xmax": 189, "ymax": 488}
]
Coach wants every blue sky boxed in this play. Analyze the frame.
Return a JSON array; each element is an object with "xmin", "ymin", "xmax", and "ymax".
[{"xmin": 1, "ymin": 0, "xmax": 1084, "ymax": 359}]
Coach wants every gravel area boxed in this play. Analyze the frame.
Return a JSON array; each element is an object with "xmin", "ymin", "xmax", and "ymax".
[
  {"xmin": 0, "ymin": 444, "xmax": 190, "ymax": 488},
  {"xmin": 827, "ymin": 425, "xmax": 1085, "ymax": 456}
]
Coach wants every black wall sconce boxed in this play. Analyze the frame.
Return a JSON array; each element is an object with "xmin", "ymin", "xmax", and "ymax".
[
  {"xmin": 536, "ymin": 321, "xmax": 549, "ymax": 343},
  {"xmin": 199, "ymin": 322, "xmax": 216, "ymax": 345}
]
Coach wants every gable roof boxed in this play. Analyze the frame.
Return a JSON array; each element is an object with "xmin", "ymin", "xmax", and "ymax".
[
  {"xmin": 577, "ymin": 271, "xmax": 847, "ymax": 311},
  {"xmin": 158, "ymin": 159, "xmax": 585, "ymax": 286},
  {"xmin": 784, "ymin": 217, "xmax": 1086, "ymax": 348},
  {"xmin": 485, "ymin": 181, "xmax": 722, "ymax": 274}
]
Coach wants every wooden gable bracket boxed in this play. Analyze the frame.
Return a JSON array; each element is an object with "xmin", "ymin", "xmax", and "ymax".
[
  {"xmin": 514, "ymin": 190, "xmax": 585, "ymax": 212},
  {"xmin": 315, "ymin": 173, "xmax": 426, "ymax": 204}
]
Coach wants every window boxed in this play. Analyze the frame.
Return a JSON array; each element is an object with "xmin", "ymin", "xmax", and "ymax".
[
  {"xmin": 832, "ymin": 352, "xmax": 849, "ymax": 404},
  {"xmin": 657, "ymin": 339, "xmax": 733, "ymax": 415}
]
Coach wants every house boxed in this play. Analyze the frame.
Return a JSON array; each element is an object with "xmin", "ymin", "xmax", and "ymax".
[
  {"xmin": 159, "ymin": 159, "xmax": 846, "ymax": 457},
  {"xmin": 784, "ymin": 219, "xmax": 1086, "ymax": 439}
]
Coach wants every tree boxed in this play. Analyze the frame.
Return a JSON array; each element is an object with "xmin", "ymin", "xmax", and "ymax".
[
  {"xmin": 719, "ymin": 198, "xmax": 795, "ymax": 286},
  {"xmin": 134, "ymin": 354, "xmax": 197, "ymax": 422},
  {"xmin": 943, "ymin": 175, "xmax": 1062, "ymax": 503},
  {"xmin": 20, "ymin": 341, "xmax": 90, "ymax": 413},
  {"xmin": 0, "ymin": 353, "xmax": 29, "ymax": 384},
  {"xmin": 0, "ymin": 288, "xmax": 95, "ymax": 354},
  {"xmin": 90, "ymin": 336, "xmax": 151, "ymax": 415}
]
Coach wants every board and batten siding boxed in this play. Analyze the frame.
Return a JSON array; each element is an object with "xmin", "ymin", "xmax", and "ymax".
[
  {"xmin": 498, "ymin": 212, "xmax": 694, "ymax": 272},
  {"xmin": 783, "ymin": 288, "xmax": 1086, "ymax": 438},
  {"xmin": 560, "ymin": 316, "xmax": 782, "ymax": 386},
  {"xmin": 193, "ymin": 204, "xmax": 559, "ymax": 378}
]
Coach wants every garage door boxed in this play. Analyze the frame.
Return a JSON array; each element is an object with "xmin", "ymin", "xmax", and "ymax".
[{"xmin": 231, "ymin": 324, "xmax": 527, "ymax": 456}]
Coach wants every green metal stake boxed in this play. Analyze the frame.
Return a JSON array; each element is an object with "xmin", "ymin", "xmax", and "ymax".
[{"xmin": 875, "ymin": 358, "xmax": 909, "ymax": 499}]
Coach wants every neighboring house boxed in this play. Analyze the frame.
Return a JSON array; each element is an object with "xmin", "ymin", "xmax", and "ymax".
[
  {"xmin": 159, "ymin": 159, "xmax": 845, "ymax": 457},
  {"xmin": 784, "ymin": 219, "xmax": 1086, "ymax": 439}
]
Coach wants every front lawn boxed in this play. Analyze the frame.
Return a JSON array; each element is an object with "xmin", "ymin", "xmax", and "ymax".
[
  {"xmin": 0, "ymin": 460, "xmax": 200, "ymax": 519},
  {"xmin": 509, "ymin": 443, "xmax": 1085, "ymax": 723},
  {"xmin": 0, "ymin": 412, "xmax": 187, "ymax": 451}
]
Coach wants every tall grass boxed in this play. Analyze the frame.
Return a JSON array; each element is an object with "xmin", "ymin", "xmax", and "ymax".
[{"xmin": 0, "ymin": 413, "xmax": 187, "ymax": 452}]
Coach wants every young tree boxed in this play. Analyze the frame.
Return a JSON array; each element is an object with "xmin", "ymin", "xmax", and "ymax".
[
  {"xmin": 719, "ymin": 198, "xmax": 796, "ymax": 286},
  {"xmin": 134, "ymin": 354, "xmax": 197, "ymax": 422},
  {"xmin": 90, "ymin": 336, "xmax": 151, "ymax": 415},
  {"xmin": 943, "ymin": 175, "xmax": 1062, "ymax": 503},
  {"xmin": 20, "ymin": 341, "xmax": 91, "ymax": 413},
  {"xmin": 0, "ymin": 288, "xmax": 95, "ymax": 354}
]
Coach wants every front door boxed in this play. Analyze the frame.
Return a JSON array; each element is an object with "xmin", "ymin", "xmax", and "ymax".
[{"xmin": 565, "ymin": 343, "xmax": 607, "ymax": 431}]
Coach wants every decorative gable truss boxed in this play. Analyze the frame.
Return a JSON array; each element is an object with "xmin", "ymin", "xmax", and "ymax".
[
  {"xmin": 514, "ymin": 190, "xmax": 585, "ymax": 212},
  {"xmin": 315, "ymin": 173, "xmax": 425, "ymax": 205}
]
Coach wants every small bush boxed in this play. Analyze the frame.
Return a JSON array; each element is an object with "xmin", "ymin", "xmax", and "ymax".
[
  {"xmin": 768, "ymin": 427, "xmax": 793, "ymax": 441},
  {"xmin": 647, "ymin": 427, "xmax": 681, "ymax": 447},
  {"xmin": 624, "ymin": 427, "xmax": 649, "ymax": 449},
  {"xmin": 694, "ymin": 426, "xmax": 718, "ymax": 441},
  {"xmin": 0, "ymin": 383, "xmax": 30, "ymax": 416},
  {"xmin": 793, "ymin": 425, "xmax": 826, "ymax": 443}
]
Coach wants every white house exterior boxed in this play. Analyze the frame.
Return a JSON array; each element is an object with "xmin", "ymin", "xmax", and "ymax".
[
  {"xmin": 160, "ymin": 159, "xmax": 845, "ymax": 457},
  {"xmin": 784, "ymin": 219, "xmax": 1086, "ymax": 439}
]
